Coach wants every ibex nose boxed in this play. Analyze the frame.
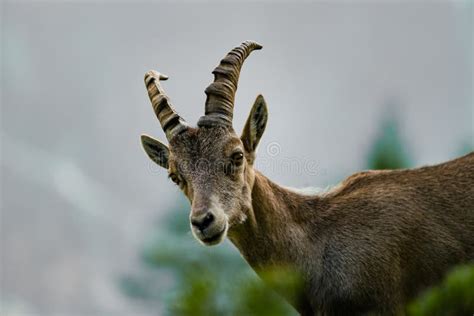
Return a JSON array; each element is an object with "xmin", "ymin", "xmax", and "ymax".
[{"xmin": 191, "ymin": 212, "xmax": 215, "ymax": 232}]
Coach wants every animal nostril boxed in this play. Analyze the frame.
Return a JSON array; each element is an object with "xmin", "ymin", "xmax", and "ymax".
[
  {"xmin": 203, "ymin": 213, "xmax": 214, "ymax": 227},
  {"xmin": 192, "ymin": 212, "xmax": 215, "ymax": 231}
]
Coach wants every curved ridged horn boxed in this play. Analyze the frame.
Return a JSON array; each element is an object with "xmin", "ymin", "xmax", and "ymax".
[
  {"xmin": 144, "ymin": 70, "xmax": 188, "ymax": 140},
  {"xmin": 198, "ymin": 41, "xmax": 262, "ymax": 127}
]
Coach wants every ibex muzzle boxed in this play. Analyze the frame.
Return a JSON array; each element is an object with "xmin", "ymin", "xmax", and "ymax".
[{"xmin": 140, "ymin": 41, "xmax": 474, "ymax": 315}]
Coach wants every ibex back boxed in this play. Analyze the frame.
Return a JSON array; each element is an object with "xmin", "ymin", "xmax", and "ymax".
[{"xmin": 140, "ymin": 41, "xmax": 474, "ymax": 315}]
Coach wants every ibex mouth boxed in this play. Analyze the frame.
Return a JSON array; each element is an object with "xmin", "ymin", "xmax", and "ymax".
[{"xmin": 201, "ymin": 224, "xmax": 228, "ymax": 246}]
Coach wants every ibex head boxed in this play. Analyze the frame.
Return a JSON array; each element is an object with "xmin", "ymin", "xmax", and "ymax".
[{"xmin": 141, "ymin": 41, "xmax": 268, "ymax": 246}]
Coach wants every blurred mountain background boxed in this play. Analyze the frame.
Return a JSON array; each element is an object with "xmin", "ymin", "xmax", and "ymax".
[{"xmin": 1, "ymin": 1, "xmax": 473, "ymax": 315}]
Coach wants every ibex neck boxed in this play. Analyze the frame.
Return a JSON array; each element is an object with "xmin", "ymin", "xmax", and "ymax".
[{"xmin": 228, "ymin": 171, "xmax": 321, "ymax": 270}]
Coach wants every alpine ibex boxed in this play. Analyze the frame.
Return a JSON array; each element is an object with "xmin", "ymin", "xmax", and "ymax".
[{"xmin": 140, "ymin": 41, "xmax": 474, "ymax": 315}]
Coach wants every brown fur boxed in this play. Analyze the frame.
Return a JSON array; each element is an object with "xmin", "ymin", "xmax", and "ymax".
[
  {"xmin": 140, "ymin": 41, "xmax": 474, "ymax": 315},
  {"xmin": 145, "ymin": 122, "xmax": 474, "ymax": 314},
  {"xmin": 229, "ymin": 153, "xmax": 474, "ymax": 315}
]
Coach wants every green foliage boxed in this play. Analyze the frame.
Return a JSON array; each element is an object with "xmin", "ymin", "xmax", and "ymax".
[
  {"xmin": 407, "ymin": 264, "xmax": 474, "ymax": 316},
  {"xmin": 366, "ymin": 115, "xmax": 411, "ymax": 170},
  {"xmin": 235, "ymin": 267, "xmax": 303, "ymax": 316}
]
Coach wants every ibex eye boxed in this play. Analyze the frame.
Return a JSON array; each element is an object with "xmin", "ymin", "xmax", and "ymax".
[{"xmin": 231, "ymin": 151, "xmax": 244, "ymax": 166}]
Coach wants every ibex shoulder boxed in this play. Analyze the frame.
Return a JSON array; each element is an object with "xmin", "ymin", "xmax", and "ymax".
[{"xmin": 325, "ymin": 151, "xmax": 474, "ymax": 201}]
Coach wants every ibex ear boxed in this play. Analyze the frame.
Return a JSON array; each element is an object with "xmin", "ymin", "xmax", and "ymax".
[
  {"xmin": 241, "ymin": 94, "xmax": 268, "ymax": 153},
  {"xmin": 140, "ymin": 134, "xmax": 169, "ymax": 169}
]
